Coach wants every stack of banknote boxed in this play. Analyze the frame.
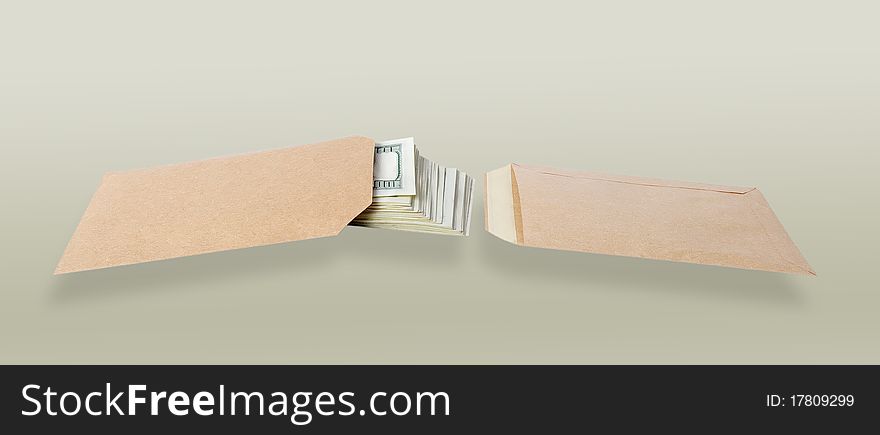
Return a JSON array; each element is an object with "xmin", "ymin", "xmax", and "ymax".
[{"xmin": 350, "ymin": 137, "xmax": 474, "ymax": 236}]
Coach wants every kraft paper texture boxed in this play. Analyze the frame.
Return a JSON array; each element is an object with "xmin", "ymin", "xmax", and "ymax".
[
  {"xmin": 55, "ymin": 136, "xmax": 375, "ymax": 274},
  {"xmin": 485, "ymin": 164, "xmax": 814, "ymax": 275}
]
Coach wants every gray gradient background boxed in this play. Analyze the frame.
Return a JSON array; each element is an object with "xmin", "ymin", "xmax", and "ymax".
[{"xmin": 1, "ymin": 1, "xmax": 878, "ymax": 363}]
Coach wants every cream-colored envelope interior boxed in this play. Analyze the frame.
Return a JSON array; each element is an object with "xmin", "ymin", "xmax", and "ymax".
[
  {"xmin": 485, "ymin": 165, "xmax": 518, "ymax": 244},
  {"xmin": 485, "ymin": 163, "xmax": 814, "ymax": 275},
  {"xmin": 55, "ymin": 136, "xmax": 375, "ymax": 274}
]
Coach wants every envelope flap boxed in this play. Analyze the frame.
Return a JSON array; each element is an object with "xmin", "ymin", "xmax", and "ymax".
[
  {"xmin": 55, "ymin": 136, "xmax": 375, "ymax": 274},
  {"xmin": 513, "ymin": 164, "xmax": 755, "ymax": 194}
]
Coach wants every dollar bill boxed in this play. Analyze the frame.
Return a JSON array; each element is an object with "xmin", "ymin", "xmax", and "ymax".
[
  {"xmin": 372, "ymin": 137, "xmax": 416, "ymax": 197},
  {"xmin": 353, "ymin": 137, "xmax": 474, "ymax": 236}
]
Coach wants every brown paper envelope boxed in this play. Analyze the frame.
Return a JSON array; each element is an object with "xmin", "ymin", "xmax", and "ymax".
[
  {"xmin": 485, "ymin": 164, "xmax": 814, "ymax": 275},
  {"xmin": 55, "ymin": 136, "xmax": 375, "ymax": 274}
]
